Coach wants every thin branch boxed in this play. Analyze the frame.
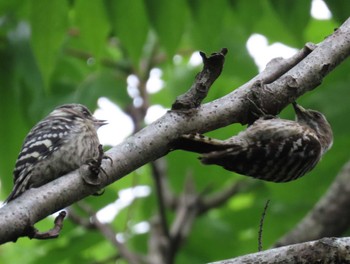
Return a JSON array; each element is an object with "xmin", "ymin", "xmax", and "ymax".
[
  {"xmin": 147, "ymin": 178, "xmax": 256, "ymax": 264},
  {"xmin": 66, "ymin": 207, "xmax": 95, "ymax": 229},
  {"xmin": 26, "ymin": 211, "xmax": 67, "ymax": 240},
  {"xmin": 258, "ymin": 200, "xmax": 270, "ymax": 252},
  {"xmin": 90, "ymin": 215, "xmax": 144, "ymax": 264},
  {"xmin": 0, "ymin": 18, "xmax": 349, "ymax": 244},
  {"xmin": 150, "ymin": 159, "xmax": 170, "ymax": 240},
  {"xmin": 71, "ymin": 203, "xmax": 144, "ymax": 264},
  {"xmin": 169, "ymin": 175, "xmax": 199, "ymax": 259},
  {"xmin": 172, "ymin": 48, "xmax": 228, "ymax": 110},
  {"xmin": 198, "ymin": 180, "xmax": 258, "ymax": 215}
]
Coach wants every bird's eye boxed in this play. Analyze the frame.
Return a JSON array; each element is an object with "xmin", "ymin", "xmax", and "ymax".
[
  {"xmin": 81, "ymin": 108, "xmax": 91, "ymax": 117},
  {"xmin": 313, "ymin": 112, "xmax": 323, "ymax": 119}
]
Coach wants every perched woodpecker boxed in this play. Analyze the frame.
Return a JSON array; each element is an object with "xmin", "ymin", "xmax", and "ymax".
[
  {"xmin": 175, "ymin": 103, "xmax": 333, "ymax": 182},
  {"xmin": 5, "ymin": 104, "xmax": 106, "ymax": 202}
]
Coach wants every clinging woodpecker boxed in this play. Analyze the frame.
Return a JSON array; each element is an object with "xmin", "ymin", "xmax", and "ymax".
[{"xmin": 174, "ymin": 103, "xmax": 333, "ymax": 182}]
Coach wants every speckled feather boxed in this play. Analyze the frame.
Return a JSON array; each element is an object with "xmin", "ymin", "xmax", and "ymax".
[
  {"xmin": 200, "ymin": 118, "xmax": 323, "ymax": 182},
  {"xmin": 177, "ymin": 103, "xmax": 333, "ymax": 183},
  {"xmin": 6, "ymin": 104, "xmax": 106, "ymax": 202}
]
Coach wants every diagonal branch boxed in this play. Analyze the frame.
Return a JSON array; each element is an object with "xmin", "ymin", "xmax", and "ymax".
[{"xmin": 0, "ymin": 18, "xmax": 349, "ymax": 244}]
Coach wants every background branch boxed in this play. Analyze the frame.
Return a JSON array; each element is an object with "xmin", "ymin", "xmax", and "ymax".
[
  {"xmin": 274, "ymin": 159, "xmax": 350, "ymax": 247},
  {"xmin": 151, "ymin": 160, "xmax": 171, "ymax": 241},
  {"xmin": 68, "ymin": 203, "xmax": 144, "ymax": 264}
]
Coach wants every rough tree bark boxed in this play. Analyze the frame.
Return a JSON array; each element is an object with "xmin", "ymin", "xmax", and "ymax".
[
  {"xmin": 0, "ymin": 18, "xmax": 349, "ymax": 264},
  {"xmin": 210, "ymin": 237, "xmax": 350, "ymax": 264}
]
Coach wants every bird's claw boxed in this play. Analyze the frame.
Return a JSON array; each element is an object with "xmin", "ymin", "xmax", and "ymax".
[{"xmin": 82, "ymin": 145, "xmax": 112, "ymax": 187}]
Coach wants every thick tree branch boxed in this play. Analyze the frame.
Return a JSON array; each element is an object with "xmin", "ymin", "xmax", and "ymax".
[
  {"xmin": 0, "ymin": 18, "xmax": 349, "ymax": 244},
  {"xmin": 210, "ymin": 237, "xmax": 350, "ymax": 264}
]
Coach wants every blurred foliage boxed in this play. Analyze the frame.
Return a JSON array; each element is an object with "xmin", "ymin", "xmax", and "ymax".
[{"xmin": 0, "ymin": 0, "xmax": 349, "ymax": 263}]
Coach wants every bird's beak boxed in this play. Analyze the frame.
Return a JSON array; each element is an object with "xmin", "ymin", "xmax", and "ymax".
[
  {"xmin": 292, "ymin": 102, "xmax": 306, "ymax": 113},
  {"xmin": 293, "ymin": 102, "xmax": 309, "ymax": 120},
  {"xmin": 94, "ymin": 118, "xmax": 108, "ymax": 128}
]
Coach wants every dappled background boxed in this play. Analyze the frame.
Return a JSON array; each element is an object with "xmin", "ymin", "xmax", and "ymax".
[{"xmin": 0, "ymin": 0, "xmax": 349, "ymax": 263}]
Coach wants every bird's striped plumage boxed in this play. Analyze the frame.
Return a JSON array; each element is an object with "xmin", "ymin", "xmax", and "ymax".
[
  {"xmin": 6, "ymin": 104, "xmax": 106, "ymax": 202},
  {"xmin": 176, "ymin": 103, "xmax": 333, "ymax": 182}
]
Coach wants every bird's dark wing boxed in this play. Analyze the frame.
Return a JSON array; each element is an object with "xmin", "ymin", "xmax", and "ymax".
[
  {"xmin": 13, "ymin": 117, "xmax": 73, "ymax": 182},
  {"xmin": 201, "ymin": 120, "xmax": 322, "ymax": 182}
]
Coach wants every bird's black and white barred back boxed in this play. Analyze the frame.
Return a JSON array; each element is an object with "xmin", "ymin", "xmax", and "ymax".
[
  {"xmin": 6, "ymin": 104, "xmax": 107, "ymax": 203},
  {"xmin": 175, "ymin": 103, "xmax": 333, "ymax": 182}
]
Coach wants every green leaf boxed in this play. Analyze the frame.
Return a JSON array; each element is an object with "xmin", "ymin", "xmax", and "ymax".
[
  {"xmin": 324, "ymin": 0, "xmax": 350, "ymax": 23},
  {"xmin": 34, "ymin": 231, "xmax": 107, "ymax": 263},
  {"xmin": 154, "ymin": 62, "xmax": 200, "ymax": 107},
  {"xmin": 0, "ymin": 21, "xmax": 47, "ymax": 198},
  {"xmin": 254, "ymin": 1, "xmax": 299, "ymax": 46},
  {"xmin": 74, "ymin": 0, "xmax": 110, "ymax": 58},
  {"xmin": 73, "ymin": 70, "xmax": 131, "ymax": 109},
  {"xmin": 30, "ymin": 0, "xmax": 68, "ymax": 90},
  {"xmin": 304, "ymin": 18, "xmax": 338, "ymax": 43},
  {"xmin": 268, "ymin": 0, "xmax": 311, "ymax": 45},
  {"xmin": 144, "ymin": 0, "xmax": 188, "ymax": 55},
  {"xmin": 228, "ymin": 0, "xmax": 265, "ymax": 32},
  {"xmin": 0, "ymin": 0, "xmax": 30, "ymax": 20},
  {"xmin": 0, "ymin": 47, "xmax": 27, "ymax": 198},
  {"xmin": 187, "ymin": 0, "xmax": 228, "ymax": 51},
  {"xmin": 107, "ymin": 0, "xmax": 149, "ymax": 65}
]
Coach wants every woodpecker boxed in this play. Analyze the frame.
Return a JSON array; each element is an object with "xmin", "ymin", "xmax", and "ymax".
[
  {"xmin": 175, "ymin": 103, "xmax": 333, "ymax": 182},
  {"xmin": 5, "ymin": 104, "xmax": 107, "ymax": 202}
]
